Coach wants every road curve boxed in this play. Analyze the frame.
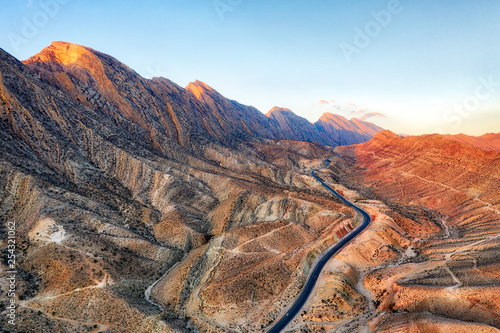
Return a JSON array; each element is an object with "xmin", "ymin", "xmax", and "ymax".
[{"xmin": 267, "ymin": 156, "xmax": 371, "ymax": 333}]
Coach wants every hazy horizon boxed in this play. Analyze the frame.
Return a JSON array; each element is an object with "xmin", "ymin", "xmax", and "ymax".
[{"xmin": 2, "ymin": 0, "xmax": 500, "ymax": 136}]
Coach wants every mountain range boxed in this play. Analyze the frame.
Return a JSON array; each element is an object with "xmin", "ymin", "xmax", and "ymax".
[
  {"xmin": 20, "ymin": 41, "xmax": 382, "ymax": 149},
  {"xmin": 0, "ymin": 41, "xmax": 382, "ymax": 332},
  {"xmin": 0, "ymin": 41, "xmax": 499, "ymax": 333}
]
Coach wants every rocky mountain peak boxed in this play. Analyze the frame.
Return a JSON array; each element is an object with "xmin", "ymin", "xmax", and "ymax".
[
  {"xmin": 185, "ymin": 80, "xmax": 218, "ymax": 99},
  {"xmin": 371, "ymin": 129, "xmax": 402, "ymax": 142},
  {"xmin": 17, "ymin": 42, "xmax": 384, "ymax": 149},
  {"xmin": 22, "ymin": 41, "xmax": 95, "ymax": 66},
  {"xmin": 265, "ymin": 106, "xmax": 293, "ymax": 117},
  {"xmin": 317, "ymin": 112, "xmax": 351, "ymax": 127}
]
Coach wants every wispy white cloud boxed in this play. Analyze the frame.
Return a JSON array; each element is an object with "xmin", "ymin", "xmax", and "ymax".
[
  {"xmin": 349, "ymin": 109, "xmax": 365, "ymax": 115},
  {"xmin": 318, "ymin": 99, "xmax": 338, "ymax": 105},
  {"xmin": 317, "ymin": 99, "xmax": 387, "ymax": 122},
  {"xmin": 359, "ymin": 112, "xmax": 387, "ymax": 121}
]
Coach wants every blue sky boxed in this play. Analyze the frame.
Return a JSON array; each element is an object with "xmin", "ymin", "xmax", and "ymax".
[{"xmin": 1, "ymin": 0, "xmax": 500, "ymax": 135}]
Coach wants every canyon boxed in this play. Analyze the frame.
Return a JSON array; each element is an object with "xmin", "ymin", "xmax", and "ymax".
[{"xmin": 0, "ymin": 41, "xmax": 499, "ymax": 333}]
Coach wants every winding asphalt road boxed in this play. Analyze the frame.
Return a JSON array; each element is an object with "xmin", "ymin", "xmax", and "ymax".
[{"xmin": 267, "ymin": 156, "xmax": 371, "ymax": 333}]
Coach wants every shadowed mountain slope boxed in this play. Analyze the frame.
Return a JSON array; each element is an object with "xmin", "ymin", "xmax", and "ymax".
[
  {"xmin": 265, "ymin": 106, "xmax": 327, "ymax": 144},
  {"xmin": 315, "ymin": 112, "xmax": 384, "ymax": 146}
]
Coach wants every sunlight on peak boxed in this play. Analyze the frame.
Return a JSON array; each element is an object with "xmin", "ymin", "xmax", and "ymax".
[{"xmin": 22, "ymin": 41, "xmax": 91, "ymax": 66}]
